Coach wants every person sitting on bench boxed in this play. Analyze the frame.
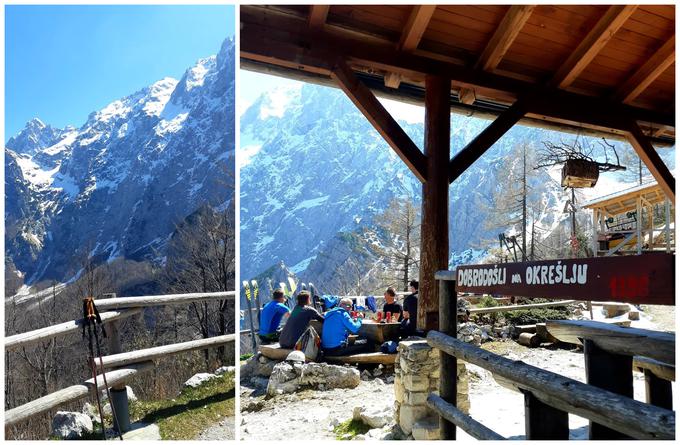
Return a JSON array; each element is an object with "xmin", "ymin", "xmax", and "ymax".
[
  {"xmin": 322, "ymin": 298, "xmax": 368, "ymax": 356},
  {"xmin": 279, "ymin": 290, "xmax": 324, "ymax": 349},
  {"xmin": 258, "ymin": 288, "xmax": 290, "ymax": 344},
  {"xmin": 401, "ymin": 280, "xmax": 419, "ymax": 336},
  {"xmin": 382, "ymin": 287, "xmax": 403, "ymax": 321}
]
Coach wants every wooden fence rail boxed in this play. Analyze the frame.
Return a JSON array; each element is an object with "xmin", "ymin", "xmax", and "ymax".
[
  {"xmin": 427, "ymin": 331, "xmax": 675, "ymax": 440},
  {"xmin": 4, "ymin": 291, "xmax": 235, "ymax": 432},
  {"xmin": 5, "ymin": 362, "xmax": 154, "ymax": 427},
  {"xmin": 427, "ymin": 394, "xmax": 505, "ymax": 440},
  {"xmin": 99, "ymin": 334, "xmax": 236, "ymax": 368},
  {"xmin": 5, "ymin": 309, "xmax": 142, "ymax": 351}
]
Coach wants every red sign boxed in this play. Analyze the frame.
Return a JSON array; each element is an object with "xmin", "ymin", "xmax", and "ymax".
[{"xmin": 455, "ymin": 253, "xmax": 674, "ymax": 305}]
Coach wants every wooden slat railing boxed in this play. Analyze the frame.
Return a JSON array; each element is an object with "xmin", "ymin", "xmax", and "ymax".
[
  {"xmin": 4, "ymin": 291, "xmax": 235, "ymax": 431},
  {"xmin": 430, "ymin": 271, "xmax": 675, "ymax": 440}
]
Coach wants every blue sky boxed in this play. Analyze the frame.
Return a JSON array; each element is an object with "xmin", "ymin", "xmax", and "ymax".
[{"xmin": 6, "ymin": 5, "xmax": 234, "ymax": 138}]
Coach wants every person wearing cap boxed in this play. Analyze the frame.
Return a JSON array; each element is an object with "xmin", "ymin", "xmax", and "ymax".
[
  {"xmin": 321, "ymin": 298, "xmax": 367, "ymax": 356},
  {"xmin": 258, "ymin": 288, "xmax": 290, "ymax": 344}
]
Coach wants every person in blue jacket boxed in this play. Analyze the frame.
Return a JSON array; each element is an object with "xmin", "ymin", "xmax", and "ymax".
[
  {"xmin": 258, "ymin": 288, "xmax": 290, "ymax": 344},
  {"xmin": 322, "ymin": 298, "xmax": 368, "ymax": 356}
]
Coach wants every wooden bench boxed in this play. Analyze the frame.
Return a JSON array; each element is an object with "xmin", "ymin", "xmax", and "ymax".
[
  {"xmin": 258, "ymin": 343, "xmax": 294, "ymax": 360},
  {"xmin": 324, "ymin": 352, "xmax": 397, "ymax": 366}
]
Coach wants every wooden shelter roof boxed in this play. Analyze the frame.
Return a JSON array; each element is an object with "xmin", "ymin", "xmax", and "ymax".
[
  {"xmin": 582, "ymin": 180, "xmax": 669, "ymax": 215},
  {"xmin": 241, "ymin": 4, "xmax": 675, "ymax": 144}
]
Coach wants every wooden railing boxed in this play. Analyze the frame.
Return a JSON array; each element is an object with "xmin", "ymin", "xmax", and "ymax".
[
  {"xmin": 427, "ymin": 272, "xmax": 675, "ymax": 440},
  {"xmin": 5, "ymin": 291, "xmax": 236, "ymax": 432}
]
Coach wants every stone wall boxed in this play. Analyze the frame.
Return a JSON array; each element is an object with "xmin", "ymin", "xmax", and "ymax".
[{"xmin": 394, "ymin": 339, "xmax": 469, "ymax": 439}]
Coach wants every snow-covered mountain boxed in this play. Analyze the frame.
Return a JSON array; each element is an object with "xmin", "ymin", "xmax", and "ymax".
[
  {"xmin": 5, "ymin": 38, "xmax": 235, "ymax": 285},
  {"xmin": 240, "ymin": 81, "xmax": 674, "ymax": 287}
]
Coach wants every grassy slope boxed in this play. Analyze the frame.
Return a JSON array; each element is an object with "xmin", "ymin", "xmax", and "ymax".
[{"xmin": 129, "ymin": 372, "xmax": 235, "ymax": 440}]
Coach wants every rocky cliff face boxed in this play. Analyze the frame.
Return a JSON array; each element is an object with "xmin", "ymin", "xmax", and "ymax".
[{"xmin": 5, "ymin": 38, "xmax": 235, "ymax": 285}]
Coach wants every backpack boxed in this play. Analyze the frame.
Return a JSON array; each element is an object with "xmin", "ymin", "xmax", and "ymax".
[{"xmin": 295, "ymin": 325, "xmax": 321, "ymax": 361}]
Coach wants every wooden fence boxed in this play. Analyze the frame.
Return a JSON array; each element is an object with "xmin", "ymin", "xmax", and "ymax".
[
  {"xmin": 5, "ymin": 291, "xmax": 236, "ymax": 432},
  {"xmin": 428, "ymin": 272, "xmax": 675, "ymax": 440}
]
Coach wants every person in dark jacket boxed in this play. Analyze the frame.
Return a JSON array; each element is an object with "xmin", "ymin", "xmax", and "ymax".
[
  {"xmin": 258, "ymin": 289, "xmax": 290, "ymax": 344},
  {"xmin": 279, "ymin": 291, "xmax": 324, "ymax": 349},
  {"xmin": 401, "ymin": 280, "xmax": 419, "ymax": 336},
  {"xmin": 382, "ymin": 287, "xmax": 403, "ymax": 321},
  {"xmin": 321, "ymin": 298, "xmax": 368, "ymax": 356}
]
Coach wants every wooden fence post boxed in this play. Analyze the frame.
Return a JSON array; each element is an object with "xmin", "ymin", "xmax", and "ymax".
[
  {"xmin": 583, "ymin": 339, "xmax": 633, "ymax": 439},
  {"xmin": 105, "ymin": 293, "xmax": 131, "ymax": 433},
  {"xmin": 523, "ymin": 390, "xmax": 569, "ymax": 439},
  {"xmin": 644, "ymin": 369, "xmax": 673, "ymax": 410},
  {"xmin": 438, "ymin": 276, "xmax": 457, "ymax": 440}
]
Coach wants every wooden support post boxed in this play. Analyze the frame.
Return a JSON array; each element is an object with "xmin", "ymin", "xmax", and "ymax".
[
  {"xmin": 438, "ymin": 277, "xmax": 457, "ymax": 440},
  {"xmin": 583, "ymin": 339, "xmax": 634, "ymax": 439},
  {"xmin": 523, "ymin": 390, "xmax": 569, "ymax": 439},
  {"xmin": 105, "ymin": 294, "xmax": 131, "ymax": 433},
  {"xmin": 637, "ymin": 197, "xmax": 643, "ymax": 254},
  {"xmin": 418, "ymin": 75, "xmax": 450, "ymax": 330},
  {"xmin": 665, "ymin": 198, "xmax": 671, "ymax": 253},
  {"xmin": 644, "ymin": 369, "xmax": 673, "ymax": 410}
]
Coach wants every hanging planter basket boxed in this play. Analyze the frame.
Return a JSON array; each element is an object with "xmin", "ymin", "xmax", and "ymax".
[{"xmin": 561, "ymin": 158, "xmax": 599, "ymax": 188}]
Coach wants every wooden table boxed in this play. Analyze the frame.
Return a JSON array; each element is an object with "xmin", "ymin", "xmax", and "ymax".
[{"xmin": 310, "ymin": 319, "xmax": 401, "ymax": 343}]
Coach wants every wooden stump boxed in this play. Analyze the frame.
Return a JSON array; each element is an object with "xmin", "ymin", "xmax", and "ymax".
[{"xmin": 518, "ymin": 332, "xmax": 540, "ymax": 348}]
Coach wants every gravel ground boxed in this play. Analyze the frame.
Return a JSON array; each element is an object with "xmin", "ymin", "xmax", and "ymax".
[
  {"xmin": 197, "ymin": 417, "xmax": 235, "ymax": 440},
  {"xmin": 240, "ymin": 375, "xmax": 395, "ymax": 441}
]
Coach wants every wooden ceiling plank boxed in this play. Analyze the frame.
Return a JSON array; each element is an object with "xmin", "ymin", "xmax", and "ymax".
[
  {"xmin": 449, "ymin": 98, "xmax": 529, "ymax": 183},
  {"xmin": 308, "ymin": 5, "xmax": 330, "ymax": 30},
  {"xmin": 240, "ymin": 17, "xmax": 674, "ymax": 131},
  {"xmin": 551, "ymin": 5, "xmax": 638, "ymax": 89},
  {"xmin": 476, "ymin": 5, "xmax": 536, "ymax": 72},
  {"xmin": 625, "ymin": 121, "xmax": 675, "ymax": 201},
  {"xmin": 387, "ymin": 5, "xmax": 437, "ymax": 89},
  {"xmin": 331, "ymin": 58, "xmax": 427, "ymax": 182},
  {"xmin": 614, "ymin": 36, "xmax": 675, "ymax": 104}
]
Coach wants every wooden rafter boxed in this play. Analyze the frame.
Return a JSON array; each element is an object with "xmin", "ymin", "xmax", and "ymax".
[
  {"xmin": 551, "ymin": 5, "xmax": 637, "ymax": 89},
  {"xmin": 476, "ymin": 5, "xmax": 535, "ymax": 72},
  {"xmin": 625, "ymin": 121, "xmax": 675, "ymax": 201},
  {"xmin": 614, "ymin": 36, "xmax": 675, "ymax": 104},
  {"xmin": 460, "ymin": 5, "xmax": 535, "ymax": 105},
  {"xmin": 308, "ymin": 5, "xmax": 330, "ymax": 30},
  {"xmin": 449, "ymin": 99, "xmax": 529, "ymax": 183},
  {"xmin": 386, "ymin": 5, "xmax": 436, "ymax": 89},
  {"xmin": 331, "ymin": 58, "xmax": 428, "ymax": 183}
]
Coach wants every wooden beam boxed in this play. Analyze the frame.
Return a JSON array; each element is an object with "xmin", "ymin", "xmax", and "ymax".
[
  {"xmin": 95, "ymin": 291, "xmax": 234, "ymax": 311},
  {"xmin": 449, "ymin": 98, "xmax": 528, "ymax": 183},
  {"xmin": 469, "ymin": 300, "xmax": 576, "ymax": 314},
  {"xmin": 386, "ymin": 5, "xmax": 436, "ymax": 89},
  {"xmin": 419, "ymin": 75, "xmax": 450, "ymax": 330},
  {"xmin": 5, "ymin": 362, "xmax": 154, "ymax": 426},
  {"xmin": 308, "ymin": 5, "xmax": 329, "ymax": 31},
  {"xmin": 400, "ymin": 5, "xmax": 436, "ymax": 51},
  {"xmin": 240, "ymin": 19, "xmax": 674, "ymax": 132},
  {"xmin": 458, "ymin": 88, "xmax": 475, "ymax": 105},
  {"xmin": 625, "ymin": 121, "xmax": 675, "ymax": 201},
  {"xmin": 427, "ymin": 331, "xmax": 675, "ymax": 440},
  {"xmin": 427, "ymin": 394, "xmax": 505, "ymax": 440},
  {"xmin": 5, "ymin": 309, "xmax": 141, "ymax": 351},
  {"xmin": 614, "ymin": 36, "xmax": 675, "ymax": 104},
  {"xmin": 476, "ymin": 5, "xmax": 535, "ymax": 72},
  {"xmin": 551, "ymin": 5, "xmax": 637, "ymax": 88},
  {"xmin": 99, "ymin": 334, "xmax": 236, "ymax": 368},
  {"xmin": 331, "ymin": 57, "xmax": 428, "ymax": 182},
  {"xmin": 438, "ymin": 279, "xmax": 458, "ymax": 439},
  {"xmin": 546, "ymin": 320, "xmax": 675, "ymax": 364}
]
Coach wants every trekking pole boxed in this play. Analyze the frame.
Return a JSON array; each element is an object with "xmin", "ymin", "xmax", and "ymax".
[
  {"xmin": 93, "ymin": 323, "xmax": 123, "ymax": 440},
  {"xmin": 84, "ymin": 297, "xmax": 124, "ymax": 440},
  {"xmin": 85, "ymin": 319, "xmax": 107, "ymax": 440}
]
